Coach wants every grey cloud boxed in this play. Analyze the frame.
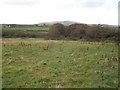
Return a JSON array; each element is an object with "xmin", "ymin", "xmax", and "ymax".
[
  {"xmin": 63, "ymin": 0, "xmax": 106, "ymax": 8},
  {"xmin": 83, "ymin": 1, "xmax": 105, "ymax": 8}
]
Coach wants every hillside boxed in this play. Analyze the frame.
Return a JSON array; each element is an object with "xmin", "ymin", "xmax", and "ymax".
[
  {"xmin": 38, "ymin": 21, "xmax": 117, "ymax": 27},
  {"xmin": 38, "ymin": 21, "xmax": 81, "ymax": 26}
]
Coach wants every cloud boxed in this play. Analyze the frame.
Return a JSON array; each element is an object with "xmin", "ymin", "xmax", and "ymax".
[
  {"xmin": 58, "ymin": 0, "xmax": 118, "ymax": 9},
  {"xmin": 83, "ymin": 0, "xmax": 105, "ymax": 8},
  {"xmin": 0, "ymin": 0, "xmax": 40, "ymax": 6},
  {"xmin": 0, "ymin": 0, "xmax": 118, "ymax": 25},
  {"xmin": 56, "ymin": 0, "xmax": 106, "ymax": 8}
]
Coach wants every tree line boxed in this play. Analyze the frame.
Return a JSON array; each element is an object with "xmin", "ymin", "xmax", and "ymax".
[
  {"xmin": 2, "ymin": 23, "xmax": 119, "ymax": 42},
  {"xmin": 48, "ymin": 23, "xmax": 118, "ymax": 42}
]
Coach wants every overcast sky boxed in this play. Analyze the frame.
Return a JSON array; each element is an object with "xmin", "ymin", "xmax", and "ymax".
[{"xmin": 0, "ymin": 0, "xmax": 118, "ymax": 25}]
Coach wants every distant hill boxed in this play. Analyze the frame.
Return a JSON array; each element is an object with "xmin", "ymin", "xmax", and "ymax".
[
  {"xmin": 38, "ymin": 21, "xmax": 118, "ymax": 27},
  {"xmin": 100, "ymin": 24, "xmax": 118, "ymax": 27},
  {"xmin": 88, "ymin": 24, "xmax": 118, "ymax": 27},
  {"xmin": 52, "ymin": 21, "xmax": 82, "ymax": 26},
  {"xmin": 38, "ymin": 21, "xmax": 81, "ymax": 26}
]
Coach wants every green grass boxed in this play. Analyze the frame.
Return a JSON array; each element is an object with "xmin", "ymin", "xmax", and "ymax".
[
  {"xmin": 2, "ymin": 38, "xmax": 118, "ymax": 88},
  {"xmin": 2, "ymin": 27, "xmax": 49, "ymax": 31}
]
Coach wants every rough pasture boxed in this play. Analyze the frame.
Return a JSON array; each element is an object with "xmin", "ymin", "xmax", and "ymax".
[{"xmin": 2, "ymin": 38, "xmax": 118, "ymax": 88}]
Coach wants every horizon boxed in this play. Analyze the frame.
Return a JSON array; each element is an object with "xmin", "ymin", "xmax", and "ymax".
[
  {"xmin": 2, "ymin": 20, "xmax": 118, "ymax": 26},
  {"xmin": 0, "ymin": 0, "xmax": 118, "ymax": 25},
  {"xmin": 1, "ymin": 21, "xmax": 118, "ymax": 26}
]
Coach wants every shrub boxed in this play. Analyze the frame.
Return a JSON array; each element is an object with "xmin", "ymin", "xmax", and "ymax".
[
  {"xmin": 48, "ymin": 23, "xmax": 65, "ymax": 39},
  {"xmin": 67, "ymin": 24, "xmax": 88, "ymax": 39}
]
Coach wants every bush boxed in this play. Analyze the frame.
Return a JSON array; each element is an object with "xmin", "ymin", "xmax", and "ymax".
[
  {"xmin": 48, "ymin": 23, "xmax": 65, "ymax": 39},
  {"xmin": 68, "ymin": 24, "xmax": 87, "ymax": 39}
]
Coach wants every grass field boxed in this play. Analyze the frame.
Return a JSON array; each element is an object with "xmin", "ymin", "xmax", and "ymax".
[
  {"xmin": 2, "ymin": 38, "xmax": 118, "ymax": 88},
  {"xmin": 2, "ymin": 27, "xmax": 49, "ymax": 31}
]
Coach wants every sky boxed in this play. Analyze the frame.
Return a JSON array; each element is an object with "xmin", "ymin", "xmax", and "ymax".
[{"xmin": 0, "ymin": 0, "xmax": 119, "ymax": 25}]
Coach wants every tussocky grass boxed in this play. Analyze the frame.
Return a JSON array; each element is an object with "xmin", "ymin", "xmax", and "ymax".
[{"xmin": 2, "ymin": 38, "xmax": 118, "ymax": 88}]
